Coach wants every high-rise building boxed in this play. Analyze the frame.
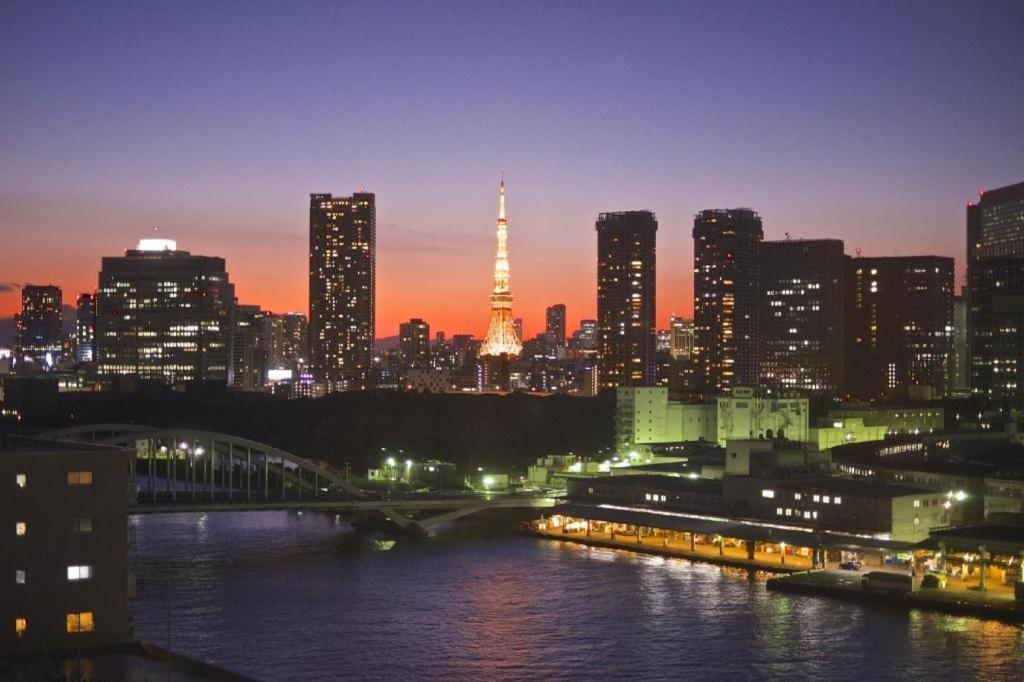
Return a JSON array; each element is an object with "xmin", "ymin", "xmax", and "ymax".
[
  {"xmin": 74, "ymin": 293, "xmax": 97, "ymax": 363},
  {"xmin": 399, "ymin": 318, "xmax": 431, "ymax": 369},
  {"xmin": 230, "ymin": 304, "xmax": 264, "ymax": 389},
  {"xmin": 545, "ymin": 304, "xmax": 566, "ymax": 346},
  {"xmin": 596, "ymin": 210, "xmax": 657, "ymax": 388},
  {"xmin": 760, "ymin": 239, "xmax": 845, "ymax": 394},
  {"xmin": 656, "ymin": 330, "xmax": 671, "ymax": 353},
  {"xmin": 480, "ymin": 177, "xmax": 522, "ymax": 358},
  {"xmin": 951, "ymin": 290, "xmax": 969, "ymax": 394},
  {"xmin": 15, "ymin": 285, "xmax": 63, "ymax": 366},
  {"xmin": 279, "ymin": 312, "xmax": 308, "ymax": 366},
  {"xmin": 692, "ymin": 208, "xmax": 763, "ymax": 392},
  {"xmin": 845, "ymin": 255, "xmax": 954, "ymax": 399},
  {"xmin": 96, "ymin": 238, "xmax": 234, "ymax": 385},
  {"xmin": 309, "ymin": 191, "xmax": 376, "ymax": 391},
  {"xmin": 669, "ymin": 316, "xmax": 694, "ymax": 359},
  {"xmin": 570, "ymin": 319, "xmax": 598, "ymax": 351},
  {"xmin": 967, "ymin": 181, "xmax": 1024, "ymax": 402}
]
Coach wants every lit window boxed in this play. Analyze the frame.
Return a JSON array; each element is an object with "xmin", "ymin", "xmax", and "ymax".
[
  {"xmin": 15, "ymin": 522, "xmax": 26, "ymax": 536},
  {"xmin": 803, "ymin": 511, "xmax": 811, "ymax": 519},
  {"xmin": 66, "ymin": 612, "xmax": 95, "ymax": 633},
  {"xmin": 785, "ymin": 509, "xmax": 793, "ymax": 516},
  {"xmin": 762, "ymin": 489, "xmax": 775, "ymax": 498},
  {"xmin": 67, "ymin": 565, "xmax": 93, "ymax": 581},
  {"xmin": 16, "ymin": 569, "xmax": 26, "ymax": 584},
  {"xmin": 913, "ymin": 500, "xmax": 921, "ymax": 508},
  {"xmin": 776, "ymin": 508, "xmax": 783, "ymax": 516},
  {"xmin": 834, "ymin": 497, "xmax": 842, "ymax": 505},
  {"xmin": 823, "ymin": 496, "xmax": 830, "ymax": 504},
  {"xmin": 16, "ymin": 474, "xmax": 26, "ymax": 488},
  {"xmin": 67, "ymin": 471, "xmax": 94, "ymax": 486},
  {"xmin": 793, "ymin": 493, "xmax": 802, "ymax": 500},
  {"xmin": 813, "ymin": 495, "xmax": 820, "ymax": 502},
  {"xmin": 69, "ymin": 518, "xmax": 93, "ymax": 533},
  {"xmin": 645, "ymin": 493, "xmax": 652, "ymax": 501},
  {"xmin": 15, "ymin": 617, "xmax": 26, "ymax": 638}
]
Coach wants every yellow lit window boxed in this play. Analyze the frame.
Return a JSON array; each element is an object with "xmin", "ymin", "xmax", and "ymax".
[
  {"xmin": 67, "ymin": 471, "xmax": 94, "ymax": 486},
  {"xmin": 16, "ymin": 474, "xmax": 27, "ymax": 488},
  {"xmin": 66, "ymin": 612, "xmax": 95, "ymax": 633},
  {"xmin": 16, "ymin": 522, "xmax": 26, "ymax": 536},
  {"xmin": 15, "ymin": 617, "xmax": 27, "ymax": 638}
]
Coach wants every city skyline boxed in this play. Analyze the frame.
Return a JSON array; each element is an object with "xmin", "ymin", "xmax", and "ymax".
[{"xmin": 2, "ymin": 2, "xmax": 1023, "ymax": 337}]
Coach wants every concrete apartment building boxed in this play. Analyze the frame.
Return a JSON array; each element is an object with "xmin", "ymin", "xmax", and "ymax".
[{"xmin": 1, "ymin": 438, "xmax": 131, "ymax": 655}]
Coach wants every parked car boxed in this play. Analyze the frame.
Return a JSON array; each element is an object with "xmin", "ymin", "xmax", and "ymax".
[{"xmin": 839, "ymin": 560, "xmax": 862, "ymax": 571}]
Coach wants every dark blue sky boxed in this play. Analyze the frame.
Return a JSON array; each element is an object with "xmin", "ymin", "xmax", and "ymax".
[{"xmin": 2, "ymin": 1, "xmax": 1022, "ymax": 335}]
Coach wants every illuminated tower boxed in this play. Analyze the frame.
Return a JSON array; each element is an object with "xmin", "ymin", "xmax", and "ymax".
[{"xmin": 480, "ymin": 176, "xmax": 522, "ymax": 357}]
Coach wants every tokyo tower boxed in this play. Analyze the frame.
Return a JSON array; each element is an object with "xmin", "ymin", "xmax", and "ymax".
[{"xmin": 480, "ymin": 173, "xmax": 522, "ymax": 357}]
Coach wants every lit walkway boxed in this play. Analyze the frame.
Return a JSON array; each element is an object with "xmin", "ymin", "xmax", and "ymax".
[{"xmin": 533, "ymin": 527, "xmax": 812, "ymax": 573}]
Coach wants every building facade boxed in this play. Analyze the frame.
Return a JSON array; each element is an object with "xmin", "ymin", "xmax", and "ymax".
[
  {"xmin": 96, "ymin": 240, "xmax": 234, "ymax": 385},
  {"xmin": 1, "ymin": 439, "xmax": 130, "ymax": 654},
  {"xmin": 74, "ymin": 293, "xmax": 97, "ymax": 364},
  {"xmin": 760, "ymin": 239, "xmax": 845, "ymax": 394},
  {"xmin": 16, "ymin": 285, "xmax": 63, "ymax": 366},
  {"xmin": 546, "ymin": 304, "xmax": 566, "ymax": 346},
  {"xmin": 309, "ymin": 191, "xmax": 376, "ymax": 391},
  {"xmin": 967, "ymin": 181, "xmax": 1024, "ymax": 403},
  {"xmin": 845, "ymin": 255, "xmax": 954, "ymax": 399},
  {"xmin": 693, "ymin": 208, "xmax": 763, "ymax": 392},
  {"xmin": 399, "ymin": 318, "xmax": 431, "ymax": 369},
  {"xmin": 669, "ymin": 316, "xmax": 694, "ymax": 359},
  {"xmin": 596, "ymin": 211, "xmax": 657, "ymax": 388}
]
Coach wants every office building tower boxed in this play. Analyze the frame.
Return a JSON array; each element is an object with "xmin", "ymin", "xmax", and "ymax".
[
  {"xmin": 967, "ymin": 181, "xmax": 1024, "ymax": 402},
  {"xmin": 480, "ymin": 177, "xmax": 522, "ymax": 357},
  {"xmin": 951, "ymin": 291, "xmax": 969, "ymax": 394},
  {"xmin": 845, "ymin": 255, "xmax": 954, "ymax": 399},
  {"xmin": 512, "ymin": 319, "xmax": 524, "ymax": 346},
  {"xmin": 570, "ymin": 319, "xmax": 598, "ymax": 351},
  {"xmin": 279, "ymin": 312, "xmax": 308, "ymax": 366},
  {"xmin": 596, "ymin": 210, "xmax": 657, "ymax": 388},
  {"xmin": 74, "ymin": 293, "xmax": 97, "ymax": 363},
  {"xmin": 760, "ymin": 239, "xmax": 845, "ymax": 393},
  {"xmin": 656, "ymin": 329, "xmax": 671, "ymax": 353},
  {"xmin": 693, "ymin": 208, "xmax": 763, "ymax": 392},
  {"xmin": 669, "ymin": 316, "xmax": 694, "ymax": 359},
  {"xmin": 231, "ymin": 304, "xmax": 264, "ymax": 389},
  {"xmin": 399, "ymin": 318, "xmax": 431, "ymax": 368},
  {"xmin": 546, "ymin": 304, "xmax": 566, "ymax": 346},
  {"xmin": 15, "ymin": 285, "xmax": 63, "ymax": 366},
  {"xmin": 96, "ymin": 238, "xmax": 234, "ymax": 385},
  {"xmin": 309, "ymin": 190, "xmax": 376, "ymax": 391}
]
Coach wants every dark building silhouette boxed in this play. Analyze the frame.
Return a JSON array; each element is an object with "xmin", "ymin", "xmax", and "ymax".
[
  {"xmin": 309, "ymin": 191, "xmax": 375, "ymax": 391},
  {"xmin": 845, "ymin": 255, "xmax": 954, "ymax": 399},
  {"xmin": 74, "ymin": 293, "xmax": 97, "ymax": 364},
  {"xmin": 546, "ymin": 304, "xmax": 566, "ymax": 346},
  {"xmin": 230, "ymin": 304, "xmax": 264, "ymax": 389},
  {"xmin": 15, "ymin": 285, "xmax": 63, "ymax": 366},
  {"xmin": 596, "ymin": 211, "xmax": 657, "ymax": 388},
  {"xmin": 399, "ymin": 318, "xmax": 431, "ymax": 369},
  {"xmin": 760, "ymin": 239, "xmax": 845, "ymax": 394},
  {"xmin": 693, "ymin": 208, "xmax": 763, "ymax": 392},
  {"xmin": 97, "ymin": 240, "xmax": 234, "ymax": 385},
  {"xmin": 967, "ymin": 181, "xmax": 1024, "ymax": 402}
]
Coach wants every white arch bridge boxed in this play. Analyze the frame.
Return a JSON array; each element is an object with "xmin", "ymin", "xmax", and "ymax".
[{"xmin": 41, "ymin": 424, "xmax": 554, "ymax": 534}]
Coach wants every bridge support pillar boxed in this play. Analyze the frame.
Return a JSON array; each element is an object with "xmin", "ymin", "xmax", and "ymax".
[
  {"xmin": 264, "ymin": 452, "xmax": 269, "ymax": 500},
  {"xmin": 246, "ymin": 449, "xmax": 251, "ymax": 500},
  {"xmin": 228, "ymin": 443, "xmax": 233, "ymax": 500}
]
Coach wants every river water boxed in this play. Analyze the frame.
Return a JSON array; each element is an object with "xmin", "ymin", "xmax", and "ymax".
[{"xmin": 128, "ymin": 511, "xmax": 1024, "ymax": 681}]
